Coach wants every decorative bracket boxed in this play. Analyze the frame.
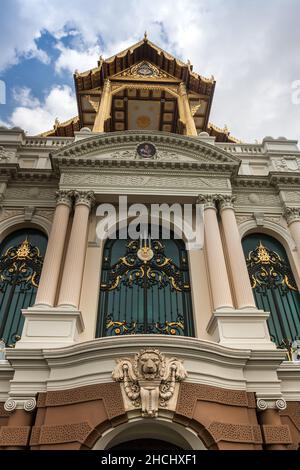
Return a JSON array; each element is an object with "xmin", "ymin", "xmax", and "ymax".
[{"xmin": 112, "ymin": 348, "xmax": 187, "ymax": 418}]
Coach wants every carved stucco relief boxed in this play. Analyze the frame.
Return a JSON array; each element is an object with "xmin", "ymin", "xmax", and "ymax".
[
  {"xmin": 35, "ymin": 209, "xmax": 54, "ymax": 222},
  {"xmin": 281, "ymin": 191, "xmax": 300, "ymax": 204},
  {"xmin": 234, "ymin": 192, "xmax": 281, "ymax": 207},
  {"xmin": 61, "ymin": 173, "xmax": 229, "ymax": 190},
  {"xmin": 112, "ymin": 348, "xmax": 187, "ymax": 418},
  {"xmin": 0, "ymin": 208, "xmax": 23, "ymax": 222},
  {"xmin": 272, "ymin": 157, "xmax": 300, "ymax": 172},
  {"xmin": 5, "ymin": 187, "xmax": 56, "ymax": 200},
  {"xmin": 0, "ymin": 146, "xmax": 15, "ymax": 161},
  {"xmin": 101, "ymin": 148, "xmax": 210, "ymax": 163}
]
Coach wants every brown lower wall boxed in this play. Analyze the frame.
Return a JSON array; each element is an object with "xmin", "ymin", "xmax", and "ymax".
[
  {"xmin": 279, "ymin": 402, "xmax": 300, "ymax": 450},
  {"xmin": 0, "ymin": 382, "xmax": 298, "ymax": 450}
]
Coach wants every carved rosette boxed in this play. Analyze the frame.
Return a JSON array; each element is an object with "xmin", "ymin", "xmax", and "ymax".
[
  {"xmin": 112, "ymin": 348, "xmax": 187, "ymax": 418},
  {"xmin": 74, "ymin": 191, "xmax": 95, "ymax": 209},
  {"xmin": 55, "ymin": 190, "xmax": 73, "ymax": 208},
  {"xmin": 284, "ymin": 207, "xmax": 300, "ymax": 225}
]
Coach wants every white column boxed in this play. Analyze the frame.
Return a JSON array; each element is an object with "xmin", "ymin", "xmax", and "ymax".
[
  {"xmin": 219, "ymin": 195, "xmax": 256, "ymax": 309},
  {"xmin": 35, "ymin": 190, "xmax": 73, "ymax": 307},
  {"xmin": 58, "ymin": 191, "xmax": 95, "ymax": 308},
  {"xmin": 198, "ymin": 195, "xmax": 233, "ymax": 310},
  {"xmin": 284, "ymin": 207, "xmax": 300, "ymax": 263},
  {"xmin": 201, "ymin": 195, "xmax": 275, "ymax": 350}
]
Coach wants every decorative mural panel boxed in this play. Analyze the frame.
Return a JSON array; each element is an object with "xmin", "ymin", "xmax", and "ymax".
[
  {"xmin": 243, "ymin": 234, "xmax": 300, "ymax": 359},
  {"xmin": 97, "ymin": 234, "xmax": 193, "ymax": 337},
  {"xmin": 0, "ymin": 229, "xmax": 47, "ymax": 346}
]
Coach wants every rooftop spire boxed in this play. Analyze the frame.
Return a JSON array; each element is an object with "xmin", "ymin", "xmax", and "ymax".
[{"xmin": 144, "ymin": 30, "xmax": 148, "ymax": 41}]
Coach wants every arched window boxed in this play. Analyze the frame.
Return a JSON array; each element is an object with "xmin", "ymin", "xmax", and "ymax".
[
  {"xmin": 0, "ymin": 229, "xmax": 47, "ymax": 346},
  {"xmin": 242, "ymin": 233, "xmax": 300, "ymax": 350},
  {"xmin": 96, "ymin": 233, "xmax": 193, "ymax": 337}
]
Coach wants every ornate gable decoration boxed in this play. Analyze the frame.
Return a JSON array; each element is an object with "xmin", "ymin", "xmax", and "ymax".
[
  {"xmin": 51, "ymin": 132, "xmax": 241, "ymax": 180},
  {"xmin": 116, "ymin": 61, "xmax": 172, "ymax": 80}
]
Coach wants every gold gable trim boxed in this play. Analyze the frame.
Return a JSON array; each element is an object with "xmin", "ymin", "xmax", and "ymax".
[{"xmin": 112, "ymin": 60, "xmax": 176, "ymax": 81}]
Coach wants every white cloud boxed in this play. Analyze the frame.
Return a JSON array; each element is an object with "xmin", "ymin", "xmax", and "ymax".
[
  {"xmin": 7, "ymin": 85, "xmax": 77, "ymax": 135},
  {"xmin": 55, "ymin": 42, "xmax": 101, "ymax": 74},
  {"xmin": 12, "ymin": 86, "xmax": 40, "ymax": 107},
  {"xmin": 1, "ymin": 0, "xmax": 300, "ymax": 141}
]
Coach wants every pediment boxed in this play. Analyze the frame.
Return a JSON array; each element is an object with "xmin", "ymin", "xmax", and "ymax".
[
  {"xmin": 51, "ymin": 131, "xmax": 241, "ymax": 173},
  {"xmin": 111, "ymin": 60, "xmax": 179, "ymax": 82}
]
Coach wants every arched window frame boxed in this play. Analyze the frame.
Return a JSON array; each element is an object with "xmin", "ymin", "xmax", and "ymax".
[{"xmin": 96, "ymin": 229, "xmax": 195, "ymax": 338}]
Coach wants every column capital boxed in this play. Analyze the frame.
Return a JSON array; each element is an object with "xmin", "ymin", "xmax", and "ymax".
[
  {"xmin": 219, "ymin": 195, "xmax": 236, "ymax": 212},
  {"xmin": 284, "ymin": 207, "xmax": 300, "ymax": 225},
  {"xmin": 197, "ymin": 194, "xmax": 219, "ymax": 210},
  {"xmin": 4, "ymin": 397, "xmax": 37, "ymax": 412},
  {"xmin": 55, "ymin": 190, "xmax": 73, "ymax": 208},
  {"xmin": 74, "ymin": 190, "xmax": 95, "ymax": 209},
  {"xmin": 178, "ymin": 82, "xmax": 187, "ymax": 96},
  {"xmin": 256, "ymin": 398, "xmax": 287, "ymax": 411},
  {"xmin": 103, "ymin": 78, "xmax": 111, "ymax": 91}
]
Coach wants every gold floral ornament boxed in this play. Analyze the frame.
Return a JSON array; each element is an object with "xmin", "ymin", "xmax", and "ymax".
[
  {"xmin": 246, "ymin": 241, "xmax": 297, "ymax": 291},
  {"xmin": 0, "ymin": 238, "xmax": 44, "ymax": 289}
]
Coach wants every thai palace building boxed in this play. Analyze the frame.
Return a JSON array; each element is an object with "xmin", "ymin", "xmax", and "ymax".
[{"xmin": 0, "ymin": 35, "xmax": 300, "ymax": 451}]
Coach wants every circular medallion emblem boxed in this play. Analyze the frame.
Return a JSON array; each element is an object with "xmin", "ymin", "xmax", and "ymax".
[
  {"xmin": 137, "ymin": 246, "xmax": 154, "ymax": 262},
  {"xmin": 137, "ymin": 142, "xmax": 156, "ymax": 158}
]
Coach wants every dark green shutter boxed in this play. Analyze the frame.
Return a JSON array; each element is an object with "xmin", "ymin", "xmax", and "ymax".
[
  {"xmin": 0, "ymin": 229, "xmax": 47, "ymax": 346},
  {"xmin": 242, "ymin": 233, "xmax": 300, "ymax": 347},
  {"xmin": 97, "ymin": 234, "xmax": 194, "ymax": 337}
]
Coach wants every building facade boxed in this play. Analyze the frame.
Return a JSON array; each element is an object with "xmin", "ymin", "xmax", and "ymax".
[{"xmin": 0, "ymin": 37, "xmax": 300, "ymax": 450}]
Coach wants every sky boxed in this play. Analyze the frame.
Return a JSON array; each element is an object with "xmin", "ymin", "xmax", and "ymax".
[{"xmin": 0, "ymin": 0, "xmax": 299, "ymax": 142}]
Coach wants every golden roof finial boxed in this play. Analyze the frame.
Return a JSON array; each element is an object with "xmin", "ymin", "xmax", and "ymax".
[{"xmin": 144, "ymin": 31, "xmax": 148, "ymax": 41}]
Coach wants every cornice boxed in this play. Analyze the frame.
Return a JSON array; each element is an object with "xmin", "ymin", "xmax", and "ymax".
[
  {"xmin": 269, "ymin": 171, "xmax": 300, "ymax": 187},
  {"xmin": 234, "ymin": 171, "xmax": 300, "ymax": 190},
  {"xmin": 233, "ymin": 175, "xmax": 273, "ymax": 188},
  {"xmin": 0, "ymin": 164, "xmax": 57, "ymax": 184}
]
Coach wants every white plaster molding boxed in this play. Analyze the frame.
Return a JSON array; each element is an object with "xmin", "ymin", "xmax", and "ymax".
[
  {"xmin": 277, "ymin": 362, "xmax": 300, "ymax": 401},
  {"xmin": 3, "ymin": 336, "xmax": 286, "ymax": 402},
  {"xmin": 94, "ymin": 413, "xmax": 206, "ymax": 450},
  {"xmin": 238, "ymin": 218, "xmax": 297, "ymax": 252},
  {"xmin": 16, "ymin": 307, "xmax": 84, "ymax": 349},
  {"xmin": 206, "ymin": 308, "xmax": 276, "ymax": 350},
  {"xmin": 0, "ymin": 213, "xmax": 52, "ymax": 240},
  {"xmin": 0, "ymin": 362, "xmax": 14, "ymax": 401}
]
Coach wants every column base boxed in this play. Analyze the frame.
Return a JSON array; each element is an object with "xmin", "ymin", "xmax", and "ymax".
[
  {"xmin": 206, "ymin": 308, "xmax": 276, "ymax": 350},
  {"xmin": 16, "ymin": 307, "xmax": 85, "ymax": 349}
]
